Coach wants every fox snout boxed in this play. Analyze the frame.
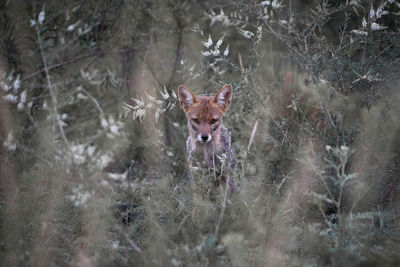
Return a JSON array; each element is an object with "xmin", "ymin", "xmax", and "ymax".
[
  {"xmin": 191, "ymin": 122, "xmax": 214, "ymax": 143},
  {"xmin": 199, "ymin": 134, "xmax": 211, "ymax": 143}
]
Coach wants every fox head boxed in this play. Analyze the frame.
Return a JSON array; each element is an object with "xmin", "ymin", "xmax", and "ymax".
[{"xmin": 178, "ymin": 84, "xmax": 232, "ymax": 144}]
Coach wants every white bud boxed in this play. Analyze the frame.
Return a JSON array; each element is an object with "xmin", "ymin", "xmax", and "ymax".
[
  {"xmin": 369, "ymin": 8, "xmax": 375, "ymax": 19},
  {"xmin": 362, "ymin": 17, "xmax": 367, "ymax": 28},
  {"xmin": 67, "ymin": 25, "xmax": 75, "ymax": 32},
  {"xmin": 371, "ymin": 22, "xmax": 387, "ymax": 31},
  {"xmin": 242, "ymin": 31, "xmax": 254, "ymax": 39},
  {"xmin": 38, "ymin": 11, "xmax": 45, "ymax": 24},
  {"xmin": 223, "ymin": 44, "xmax": 229, "ymax": 57},
  {"xmin": 216, "ymin": 35, "xmax": 224, "ymax": 48},
  {"xmin": 202, "ymin": 34, "xmax": 213, "ymax": 48},
  {"xmin": 20, "ymin": 90, "xmax": 27, "ymax": 103},
  {"xmin": 101, "ymin": 118, "xmax": 108, "ymax": 128}
]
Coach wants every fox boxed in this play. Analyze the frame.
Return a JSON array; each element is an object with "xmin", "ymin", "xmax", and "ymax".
[{"xmin": 178, "ymin": 84, "xmax": 237, "ymax": 194}]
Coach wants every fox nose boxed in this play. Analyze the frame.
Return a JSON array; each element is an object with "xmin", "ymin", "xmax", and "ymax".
[{"xmin": 201, "ymin": 134, "xmax": 209, "ymax": 142}]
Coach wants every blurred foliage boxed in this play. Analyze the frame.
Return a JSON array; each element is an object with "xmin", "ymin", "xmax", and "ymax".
[{"xmin": 0, "ymin": 0, "xmax": 400, "ymax": 266}]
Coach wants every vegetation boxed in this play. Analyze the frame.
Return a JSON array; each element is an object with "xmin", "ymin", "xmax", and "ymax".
[{"xmin": 1, "ymin": 0, "xmax": 400, "ymax": 266}]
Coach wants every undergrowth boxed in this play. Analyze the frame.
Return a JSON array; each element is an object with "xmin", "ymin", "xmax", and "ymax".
[{"xmin": 1, "ymin": 0, "xmax": 400, "ymax": 266}]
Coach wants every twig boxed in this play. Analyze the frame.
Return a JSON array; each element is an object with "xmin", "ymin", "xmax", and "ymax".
[
  {"xmin": 238, "ymin": 53, "xmax": 245, "ymax": 74},
  {"xmin": 177, "ymin": 215, "xmax": 189, "ymax": 232},
  {"xmin": 124, "ymin": 233, "xmax": 142, "ymax": 253},
  {"xmin": 79, "ymin": 88, "xmax": 104, "ymax": 116},
  {"xmin": 269, "ymin": 115, "xmax": 286, "ymax": 140},
  {"xmin": 164, "ymin": 13, "xmax": 184, "ymax": 146},
  {"xmin": 144, "ymin": 61, "xmax": 164, "ymax": 88},
  {"xmin": 22, "ymin": 50, "xmax": 104, "ymax": 82},
  {"xmin": 366, "ymin": 43, "xmax": 394, "ymax": 68},
  {"xmin": 128, "ymin": 160, "xmax": 134, "ymax": 206},
  {"xmin": 18, "ymin": 46, "xmax": 143, "ymax": 83},
  {"xmin": 247, "ymin": 119, "xmax": 259, "ymax": 151},
  {"xmin": 36, "ymin": 24, "xmax": 69, "ymax": 146},
  {"xmin": 83, "ymin": 48, "xmax": 107, "ymax": 71},
  {"xmin": 215, "ymin": 179, "xmax": 229, "ymax": 239},
  {"xmin": 214, "ymin": 152, "xmax": 230, "ymax": 238},
  {"xmin": 166, "ymin": 19, "xmax": 183, "ymax": 90}
]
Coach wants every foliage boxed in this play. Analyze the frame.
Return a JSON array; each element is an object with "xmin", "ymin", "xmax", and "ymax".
[{"xmin": 1, "ymin": 0, "xmax": 400, "ymax": 266}]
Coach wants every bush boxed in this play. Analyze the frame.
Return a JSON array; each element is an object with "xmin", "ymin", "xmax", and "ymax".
[{"xmin": 1, "ymin": 0, "xmax": 400, "ymax": 266}]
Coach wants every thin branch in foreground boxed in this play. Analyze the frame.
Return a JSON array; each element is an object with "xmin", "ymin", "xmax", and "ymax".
[
  {"xmin": 36, "ymin": 25, "xmax": 69, "ymax": 146},
  {"xmin": 22, "ymin": 50, "xmax": 104, "ymax": 82},
  {"xmin": 124, "ymin": 233, "xmax": 142, "ymax": 253},
  {"xmin": 248, "ymin": 119, "xmax": 259, "ymax": 151}
]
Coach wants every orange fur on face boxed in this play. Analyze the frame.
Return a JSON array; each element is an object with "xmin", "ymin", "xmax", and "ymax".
[
  {"xmin": 186, "ymin": 97, "xmax": 224, "ymax": 139},
  {"xmin": 178, "ymin": 84, "xmax": 232, "ymax": 145}
]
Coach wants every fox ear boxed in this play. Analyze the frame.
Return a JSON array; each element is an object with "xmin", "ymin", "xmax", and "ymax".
[
  {"xmin": 212, "ymin": 84, "xmax": 232, "ymax": 112},
  {"xmin": 178, "ymin": 85, "xmax": 198, "ymax": 112}
]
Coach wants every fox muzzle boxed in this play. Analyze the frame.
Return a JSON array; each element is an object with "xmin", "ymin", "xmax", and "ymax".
[{"xmin": 198, "ymin": 134, "xmax": 212, "ymax": 143}]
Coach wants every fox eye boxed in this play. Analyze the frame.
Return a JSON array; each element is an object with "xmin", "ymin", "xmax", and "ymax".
[
  {"xmin": 192, "ymin": 118, "xmax": 199, "ymax": 124},
  {"xmin": 210, "ymin": 119, "xmax": 218, "ymax": 124}
]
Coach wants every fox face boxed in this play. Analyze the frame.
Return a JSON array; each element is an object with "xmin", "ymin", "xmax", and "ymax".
[{"xmin": 178, "ymin": 84, "xmax": 232, "ymax": 144}]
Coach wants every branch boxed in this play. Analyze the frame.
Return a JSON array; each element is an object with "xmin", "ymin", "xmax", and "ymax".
[
  {"xmin": 124, "ymin": 233, "xmax": 142, "ymax": 253},
  {"xmin": 164, "ymin": 11, "xmax": 184, "ymax": 146},
  {"xmin": 36, "ymin": 25, "xmax": 69, "ymax": 146},
  {"xmin": 22, "ymin": 50, "xmax": 104, "ymax": 82}
]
